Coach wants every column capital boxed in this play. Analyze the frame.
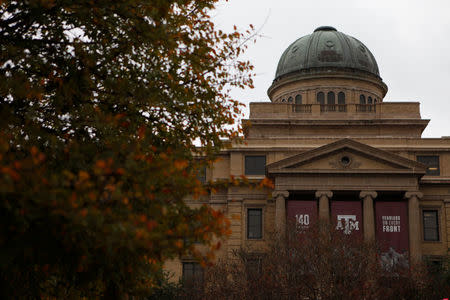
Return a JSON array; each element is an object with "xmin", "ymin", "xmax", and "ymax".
[
  {"xmin": 359, "ymin": 191, "xmax": 377, "ymax": 199},
  {"xmin": 405, "ymin": 191, "xmax": 423, "ymax": 199},
  {"xmin": 315, "ymin": 190, "xmax": 333, "ymax": 199},
  {"xmin": 272, "ymin": 190, "xmax": 289, "ymax": 200}
]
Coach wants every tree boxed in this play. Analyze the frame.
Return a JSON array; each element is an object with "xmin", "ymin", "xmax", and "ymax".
[
  {"xmin": 193, "ymin": 223, "xmax": 435, "ymax": 300},
  {"xmin": 0, "ymin": 0, "xmax": 254, "ymax": 298}
]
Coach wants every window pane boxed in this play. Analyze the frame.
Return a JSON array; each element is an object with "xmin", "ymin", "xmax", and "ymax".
[
  {"xmin": 360, "ymin": 95, "xmax": 366, "ymax": 104},
  {"xmin": 248, "ymin": 208, "xmax": 262, "ymax": 239},
  {"xmin": 288, "ymin": 97, "xmax": 293, "ymax": 103},
  {"xmin": 368, "ymin": 96, "xmax": 372, "ymax": 104},
  {"xmin": 417, "ymin": 156, "xmax": 440, "ymax": 175},
  {"xmin": 295, "ymin": 94, "xmax": 302, "ymax": 104},
  {"xmin": 246, "ymin": 258, "xmax": 263, "ymax": 279},
  {"xmin": 426, "ymin": 258, "xmax": 443, "ymax": 274},
  {"xmin": 327, "ymin": 91, "xmax": 335, "ymax": 104},
  {"xmin": 424, "ymin": 229, "xmax": 438, "ymax": 241},
  {"xmin": 183, "ymin": 263, "xmax": 194, "ymax": 281},
  {"xmin": 183, "ymin": 262, "xmax": 203, "ymax": 286},
  {"xmin": 245, "ymin": 156, "xmax": 266, "ymax": 175},
  {"xmin": 338, "ymin": 92, "xmax": 345, "ymax": 104},
  {"xmin": 317, "ymin": 92, "xmax": 325, "ymax": 104},
  {"xmin": 423, "ymin": 210, "xmax": 439, "ymax": 241},
  {"xmin": 196, "ymin": 166, "xmax": 206, "ymax": 184}
]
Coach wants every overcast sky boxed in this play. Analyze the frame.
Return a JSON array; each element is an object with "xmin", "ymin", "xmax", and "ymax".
[{"xmin": 213, "ymin": 0, "xmax": 450, "ymax": 138}]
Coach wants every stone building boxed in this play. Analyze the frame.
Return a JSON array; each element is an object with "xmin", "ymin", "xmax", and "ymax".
[{"xmin": 168, "ymin": 26, "xmax": 450, "ymax": 282}]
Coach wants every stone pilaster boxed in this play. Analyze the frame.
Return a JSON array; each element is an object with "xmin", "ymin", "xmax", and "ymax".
[
  {"xmin": 273, "ymin": 190, "xmax": 289, "ymax": 234},
  {"xmin": 315, "ymin": 190, "xmax": 333, "ymax": 222},
  {"xmin": 405, "ymin": 191, "xmax": 423, "ymax": 263},
  {"xmin": 360, "ymin": 191, "xmax": 377, "ymax": 241},
  {"xmin": 445, "ymin": 198, "xmax": 450, "ymax": 254}
]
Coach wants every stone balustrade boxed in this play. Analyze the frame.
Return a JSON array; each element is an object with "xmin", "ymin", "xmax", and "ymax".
[{"xmin": 249, "ymin": 102, "xmax": 421, "ymax": 120}]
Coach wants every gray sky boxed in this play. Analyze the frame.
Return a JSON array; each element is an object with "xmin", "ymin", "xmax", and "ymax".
[{"xmin": 213, "ymin": 0, "xmax": 450, "ymax": 138}]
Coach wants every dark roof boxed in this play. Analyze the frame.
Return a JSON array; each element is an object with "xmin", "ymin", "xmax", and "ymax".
[{"xmin": 275, "ymin": 26, "xmax": 380, "ymax": 80}]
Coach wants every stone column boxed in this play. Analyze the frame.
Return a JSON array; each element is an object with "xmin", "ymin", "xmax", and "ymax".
[
  {"xmin": 315, "ymin": 190, "xmax": 332, "ymax": 222},
  {"xmin": 405, "ymin": 191, "xmax": 423, "ymax": 263},
  {"xmin": 360, "ymin": 191, "xmax": 377, "ymax": 242},
  {"xmin": 273, "ymin": 190, "xmax": 289, "ymax": 234}
]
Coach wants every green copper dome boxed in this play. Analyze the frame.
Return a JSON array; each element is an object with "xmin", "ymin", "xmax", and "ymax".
[{"xmin": 275, "ymin": 26, "xmax": 380, "ymax": 80}]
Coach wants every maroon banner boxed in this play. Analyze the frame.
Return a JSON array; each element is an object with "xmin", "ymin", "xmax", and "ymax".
[
  {"xmin": 287, "ymin": 201, "xmax": 317, "ymax": 230},
  {"xmin": 331, "ymin": 201, "xmax": 362, "ymax": 237},
  {"xmin": 375, "ymin": 201, "xmax": 408, "ymax": 254}
]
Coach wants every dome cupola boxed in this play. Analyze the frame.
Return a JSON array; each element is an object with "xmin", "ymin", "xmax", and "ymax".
[
  {"xmin": 275, "ymin": 26, "xmax": 379, "ymax": 80},
  {"xmin": 268, "ymin": 26, "xmax": 387, "ymax": 105}
]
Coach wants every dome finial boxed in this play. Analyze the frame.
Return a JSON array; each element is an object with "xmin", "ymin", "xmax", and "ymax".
[{"xmin": 314, "ymin": 26, "xmax": 337, "ymax": 32}]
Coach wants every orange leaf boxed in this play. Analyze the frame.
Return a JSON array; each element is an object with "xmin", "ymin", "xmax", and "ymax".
[{"xmin": 174, "ymin": 160, "xmax": 188, "ymax": 170}]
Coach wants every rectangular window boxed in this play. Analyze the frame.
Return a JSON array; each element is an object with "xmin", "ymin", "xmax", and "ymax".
[
  {"xmin": 247, "ymin": 208, "xmax": 262, "ymax": 239},
  {"xmin": 245, "ymin": 257, "xmax": 263, "ymax": 280},
  {"xmin": 417, "ymin": 155, "xmax": 440, "ymax": 175},
  {"xmin": 425, "ymin": 256, "xmax": 443, "ymax": 274},
  {"xmin": 196, "ymin": 166, "xmax": 206, "ymax": 184},
  {"xmin": 245, "ymin": 155, "xmax": 266, "ymax": 175},
  {"xmin": 182, "ymin": 262, "xmax": 203, "ymax": 286},
  {"xmin": 423, "ymin": 210, "xmax": 439, "ymax": 241}
]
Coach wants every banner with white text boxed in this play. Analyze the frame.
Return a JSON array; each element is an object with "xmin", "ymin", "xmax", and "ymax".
[
  {"xmin": 331, "ymin": 201, "xmax": 363, "ymax": 237},
  {"xmin": 375, "ymin": 201, "xmax": 409, "ymax": 254},
  {"xmin": 287, "ymin": 200, "xmax": 317, "ymax": 231}
]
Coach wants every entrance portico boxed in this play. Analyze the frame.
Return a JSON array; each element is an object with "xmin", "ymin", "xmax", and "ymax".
[{"xmin": 267, "ymin": 139, "xmax": 427, "ymax": 260}]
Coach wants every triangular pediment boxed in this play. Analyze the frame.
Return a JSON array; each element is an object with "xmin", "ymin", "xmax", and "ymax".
[{"xmin": 267, "ymin": 139, "xmax": 426, "ymax": 176}]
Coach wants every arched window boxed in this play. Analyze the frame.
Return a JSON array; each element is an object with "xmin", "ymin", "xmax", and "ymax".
[
  {"xmin": 317, "ymin": 92, "xmax": 325, "ymax": 104},
  {"xmin": 367, "ymin": 96, "xmax": 372, "ymax": 104},
  {"xmin": 338, "ymin": 92, "xmax": 345, "ymax": 104},
  {"xmin": 374, "ymin": 98, "xmax": 377, "ymax": 103},
  {"xmin": 295, "ymin": 94, "xmax": 302, "ymax": 104},
  {"xmin": 288, "ymin": 97, "xmax": 293, "ymax": 103},
  {"xmin": 360, "ymin": 95, "xmax": 366, "ymax": 104},
  {"xmin": 282, "ymin": 98, "xmax": 286, "ymax": 102},
  {"xmin": 327, "ymin": 91, "xmax": 335, "ymax": 105}
]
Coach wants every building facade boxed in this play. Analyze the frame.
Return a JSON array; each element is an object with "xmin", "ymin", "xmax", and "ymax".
[{"xmin": 167, "ymin": 26, "xmax": 450, "ymax": 281}]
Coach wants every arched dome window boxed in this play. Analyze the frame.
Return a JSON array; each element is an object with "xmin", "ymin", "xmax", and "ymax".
[
  {"xmin": 338, "ymin": 92, "xmax": 345, "ymax": 104},
  {"xmin": 282, "ymin": 98, "xmax": 286, "ymax": 102},
  {"xmin": 368, "ymin": 96, "xmax": 372, "ymax": 104},
  {"xmin": 288, "ymin": 96, "xmax": 293, "ymax": 103},
  {"xmin": 317, "ymin": 92, "xmax": 325, "ymax": 104},
  {"xmin": 360, "ymin": 95, "xmax": 366, "ymax": 104},
  {"xmin": 295, "ymin": 94, "xmax": 302, "ymax": 104},
  {"xmin": 327, "ymin": 91, "xmax": 335, "ymax": 105}
]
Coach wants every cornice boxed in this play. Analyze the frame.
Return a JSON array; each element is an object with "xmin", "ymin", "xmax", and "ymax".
[
  {"xmin": 420, "ymin": 178, "xmax": 450, "ymax": 185},
  {"xmin": 227, "ymin": 147, "xmax": 450, "ymax": 152},
  {"xmin": 245, "ymin": 119, "xmax": 430, "ymax": 126}
]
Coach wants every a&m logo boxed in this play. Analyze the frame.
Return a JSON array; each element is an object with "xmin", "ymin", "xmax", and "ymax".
[{"xmin": 335, "ymin": 215, "xmax": 359, "ymax": 234}]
